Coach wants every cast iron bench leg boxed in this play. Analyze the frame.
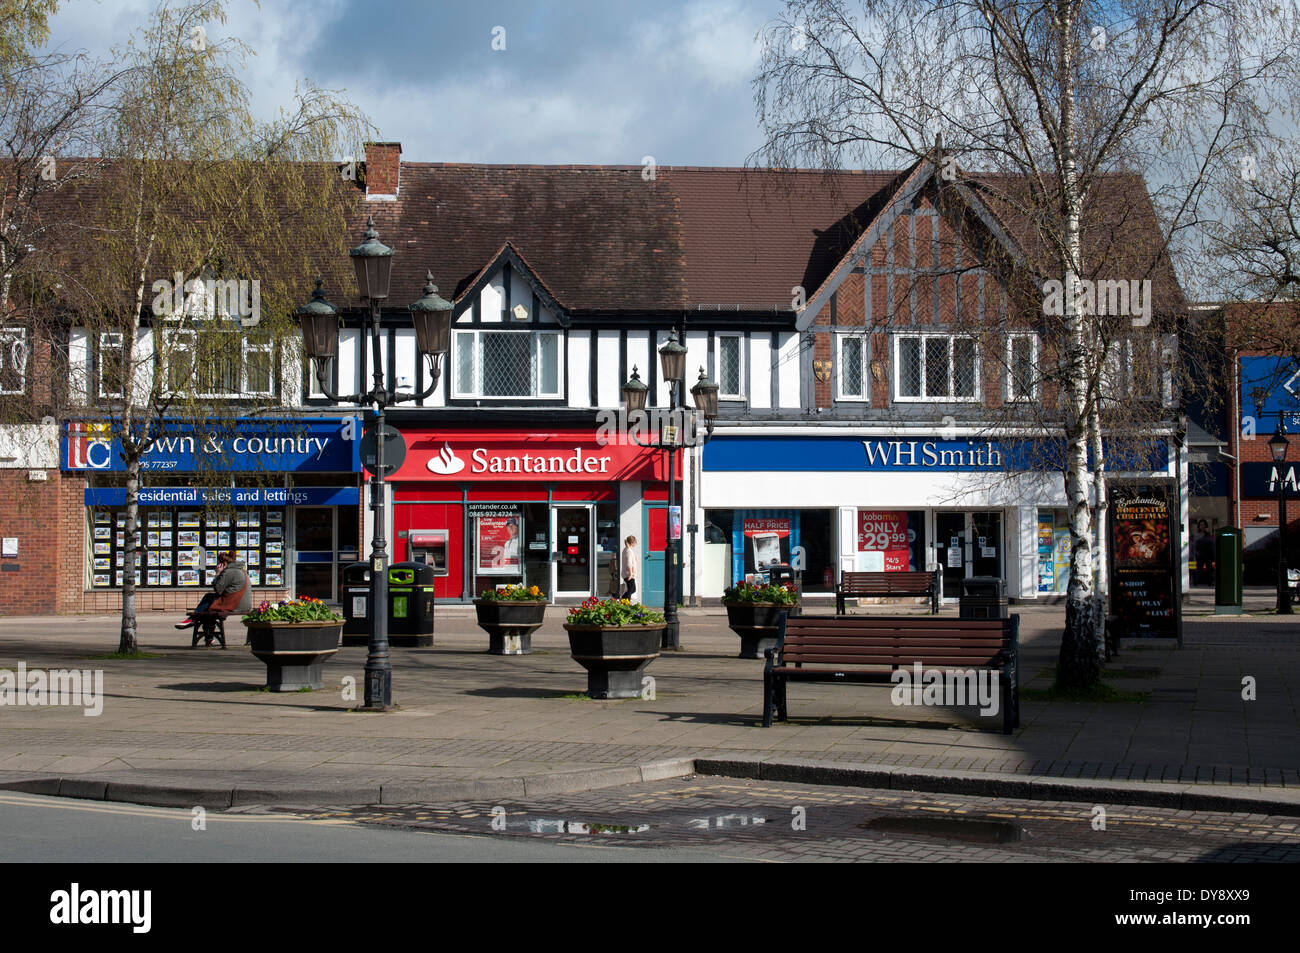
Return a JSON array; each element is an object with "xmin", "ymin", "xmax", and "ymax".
[{"xmin": 762, "ymin": 669, "xmax": 774, "ymax": 727}]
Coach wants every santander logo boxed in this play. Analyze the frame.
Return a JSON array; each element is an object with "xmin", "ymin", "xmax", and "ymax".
[{"xmin": 426, "ymin": 442, "xmax": 466, "ymax": 475}]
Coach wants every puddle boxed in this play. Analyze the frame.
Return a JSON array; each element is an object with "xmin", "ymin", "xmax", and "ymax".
[
  {"xmin": 525, "ymin": 819, "xmax": 649, "ymax": 834},
  {"xmin": 687, "ymin": 814, "xmax": 767, "ymax": 830},
  {"xmin": 862, "ymin": 815, "xmax": 1028, "ymax": 843}
]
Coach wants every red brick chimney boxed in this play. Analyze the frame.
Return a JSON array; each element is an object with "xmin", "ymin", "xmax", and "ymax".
[{"xmin": 364, "ymin": 141, "xmax": 401, "ymax": 199}]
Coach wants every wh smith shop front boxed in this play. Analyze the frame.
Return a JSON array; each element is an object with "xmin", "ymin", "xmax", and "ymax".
[
  {"xmin": 63, "ymin": 417, "xmax": 362, "ymax": 612},
  {"xmin": 697, "ymin": 431, "xmax": 1180, "ymax": 603},
  {"xmin": 387, "ymin": 427, "xmax": 667, "ymax": 603}
]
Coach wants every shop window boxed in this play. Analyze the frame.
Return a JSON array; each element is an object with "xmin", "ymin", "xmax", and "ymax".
[
  {"xmin": 717, "ymin": 334, "xmax": 744, "ymax": 399},
  {"xmin": 451, "ymin": 329, "xmax": 563, "ymax": 399},
  {"xmin": 1007, "ymin": 333, "xmax": 1038, "ymax": 401},
  {"xmin": 895, "ymin": 333, "xmax": 979, "ymax": 401},
  {"xmin": 0, "ymin": 326, "xmax": 27, "ymax": 395},
  {"xmin": 835, "ymin": 331, "xmax": 869, "ymax": 401}
]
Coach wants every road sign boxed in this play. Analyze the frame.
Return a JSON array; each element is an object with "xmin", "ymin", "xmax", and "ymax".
[{"xmin": 360, "ymin": 425, "xmax": 406, "ymax": 476}]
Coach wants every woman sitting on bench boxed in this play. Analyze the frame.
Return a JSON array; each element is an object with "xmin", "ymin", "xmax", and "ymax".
[{"xmin": 174, "ymin": 552, "xmax": 249, "ymax": 645}]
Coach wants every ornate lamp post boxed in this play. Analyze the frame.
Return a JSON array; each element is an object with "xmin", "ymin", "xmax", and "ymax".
[
  {"xmin": 621, "ymin": 333, "xmax": 718, "ymax": 650},
  {"xmin": 297, "ymin": 218, "xmax": 453, "ymax": 709},
  {"xmin": 1268, "ymin": 426, "xmax": 1292, "ymax": 615}
]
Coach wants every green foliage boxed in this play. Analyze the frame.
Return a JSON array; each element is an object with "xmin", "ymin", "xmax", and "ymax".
[
  {"xmin": 242, "ymin": 595, "xmax": 341, "ymax": 624},
  {"xmin": 565, "ymin": 597, "xmax": 665, "ymax": 626},
  {"xmin": 722, "ymin": 581, "xmax": 798, "ymax": 605}
]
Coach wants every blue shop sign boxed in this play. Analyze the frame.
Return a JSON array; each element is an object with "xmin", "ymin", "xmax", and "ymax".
[
  {"xmin": 1239, "ymin": 356, "xmax": 1300, "ymax": 434},
  {"xmin": 84, "ymin": 486, "xmax": 360, "ymax": 507},
  {"xmin": 63, "ymin": 417, "xmax": 361, "ymax": 473},
  {"xmin": 703, "ymin": 436, "xmax": 1168, "ymax": 473},
  {"xmin": 1239, "ymin": 462, "xmax": 1299, "ymax": 498}
]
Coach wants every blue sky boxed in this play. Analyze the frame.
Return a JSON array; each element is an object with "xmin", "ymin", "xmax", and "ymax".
[{"xmin": 45, "ymin": 0, "xmax": 782, "ymax": 165}]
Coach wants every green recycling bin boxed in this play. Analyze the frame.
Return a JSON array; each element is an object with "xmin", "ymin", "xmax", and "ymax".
[
  {"xmin": 1214, "ymin": 527, "xmax": 1243, "ymax": 615},
  {"xmin": 387, "ymin": 561, "xmax": 436, "ymax": 647}
]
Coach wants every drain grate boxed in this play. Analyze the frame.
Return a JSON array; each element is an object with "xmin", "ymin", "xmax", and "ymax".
[{"xmin": 862, "ymin": 815, "xmax": 1028, "ymax": 844}]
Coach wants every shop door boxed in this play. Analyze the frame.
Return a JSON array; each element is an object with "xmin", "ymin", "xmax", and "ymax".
[
  {"xmin": 934, "ymin": 512, "xmax": 967, "ymax": 599},
  {"xmin": 293, "ymin": 507, "xmax": 336, "ymax": 601},
  {"xmin": 642, "ymin": 505, "xmax": 666, "ymax": 607},
  {"xmin": 970, "ymin": 512, "xmax": 1003, "ymax": 579},
  {"xmin": 552, "ymin": 505, "xmax": 594, "ymax": 598}
]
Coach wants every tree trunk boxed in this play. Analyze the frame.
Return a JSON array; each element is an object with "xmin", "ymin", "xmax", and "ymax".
[
  {"xmin": 118, "ymin": 457, "xmax": 140, "ymax": 654},
  {"xmin": 1054, "ymin": 3, "xmax": 1102, "ymax": 690},
  {"xmin": 1089, "ymin": 400, "xmax": 1110, "ymax": 652}
]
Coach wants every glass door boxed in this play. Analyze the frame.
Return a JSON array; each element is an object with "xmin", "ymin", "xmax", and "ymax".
[
  {"xmin": 970, "ymin": 511, "xmax": 1003, "ymax": 579},
  {"xmin": 293, "ymin": 507, "xmax": 336, "ymax": 601},
  {"xmin": 934, "ymin": 511, "xmax": 967, "ymax": 600},
  {"xmin": 552, "ymin": 505, "xmax": 594, "ymax": 598}
]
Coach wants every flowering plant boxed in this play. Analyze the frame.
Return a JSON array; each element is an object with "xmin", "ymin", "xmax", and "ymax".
[
  {"xmin": 565, "ymin": 596, "xmax": 665, "ymax": 626},
  {"xmin": 242, "ymin": 595, "xmax": 342, "ymax": 624},
  {"xmin": 722, "ymin": 581, "xmax": 798, "ymax": 605},
  {"xmin": 478, "ymin": 583, "xmax": 546, "ymax": 601}
]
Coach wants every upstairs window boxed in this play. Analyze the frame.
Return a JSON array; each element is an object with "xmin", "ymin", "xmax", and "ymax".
[
  {"xmin": 835, "ymin": 331, "xmax": 869, "ymax": 401},
  {"xmin": 895, "ymin": 333, "xmax": 979, "ymax": 401},
  {"xmin": 0, "ymin": 327, "xmax": 27, "ymax": 395},
  {"xmin": 163, "ymin": 330, "xmax": 275, "ymax": 398},
  {"xmin": 452, "ymin": 329, "xmax": 563, "ymax": 399},
  {"xmin": 1101, "ymin": 335, "xmax": 1162, "ymax": 404},
  {"xmin": 1007, "ymin": 333, "xmax": 1039, "ymax": 401},
  {"xmin": 99, "ymin": 332, "xmax": 125, "ymax": 399},
  {"xmin": 716, "ymin": 334, "xmax": 744, "ymax": 399}
]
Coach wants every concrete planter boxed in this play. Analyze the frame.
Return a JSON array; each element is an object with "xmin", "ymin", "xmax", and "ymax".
[
  {"xmin": 243, "ymin": 620, "xmax": 342, "ymax": 692},
  {"xmin": 562, "ymin": 623, "xmax": 664, "ymax": 699},
  {"xmin": 723, "ymin": 602, "xmax": 794, "ymax": 659},
  {"xmin": 473, "ymin": 599, "xmax": 547, "ymax": 655}
]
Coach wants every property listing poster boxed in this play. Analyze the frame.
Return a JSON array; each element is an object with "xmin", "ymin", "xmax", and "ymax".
[
  {"xmin": 1110, "ymin": 491, "xmax": 1176, "ymax": 637},
  {"xmin": 856, "ymin": 510, "xmax": 911, "ymax": 572}
]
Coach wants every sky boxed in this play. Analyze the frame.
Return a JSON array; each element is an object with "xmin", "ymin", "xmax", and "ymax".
[{"xmin": 43, "ymin": 0, "xmax": 783, "ymax": 166}]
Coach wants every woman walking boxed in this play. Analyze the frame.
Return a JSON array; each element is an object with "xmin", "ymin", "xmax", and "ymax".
[{"xmin": 621, "ymin": 535, "xmax": 639, "ymax": 600}]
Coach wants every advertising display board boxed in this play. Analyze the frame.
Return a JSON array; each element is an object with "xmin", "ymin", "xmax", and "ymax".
[
  {"xmin": 856, "ymin": 510, "xmax": 911, "ymax": 572},
  {"xmin": 1111, "ymin": 489, "xmax": 1177, "ymax": 637},
  {"xmin": 470, "ymin": 503, "xmax": 523, "ymax": 575}
]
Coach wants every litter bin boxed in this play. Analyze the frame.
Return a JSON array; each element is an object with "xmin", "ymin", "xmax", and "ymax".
[
  {"xmin": 1214, "ymin": 527, "xmax": 1243, "ymax": 615},
  {"xmin": 959, "ymin": 576, "xmax": 1007, "ymax": 619},
  {"xmin": 387, "ymin": 561, "xmax": 436, "ymax": 647},
  {"xmin": 767, "ymin": 563, "xmax": 803, "ymax": 617},
  {"xmin": 341, "ymin": 562, "xmax": 371, "ymax": 646}
]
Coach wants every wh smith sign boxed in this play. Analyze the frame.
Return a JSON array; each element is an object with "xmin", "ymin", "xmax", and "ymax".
[
  {"xmin": 63, "ymin": 418, "xmax": 361, "ymax": 473},
  {"xmin": 704, "ymin": 436, "xmax": 1170, "ymax": 473},
  {"xmin": 1240, "ymin": 462, "xmax": 1299, "ymax": 498}
]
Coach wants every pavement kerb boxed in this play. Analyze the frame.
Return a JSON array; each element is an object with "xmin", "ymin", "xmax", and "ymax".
[
  {"xmin": 0, "ymin": 759, "xmax": 699, "ymax": 810},
  {"xmin": 5, "ymin": 755, "xmax": 1299, "ymax": 817},
  {"xmin": 691, "ymin": 758, "xmax": 1300, "ymax": 817}
]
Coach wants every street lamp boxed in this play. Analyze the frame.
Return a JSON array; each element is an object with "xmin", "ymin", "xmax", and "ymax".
[
  {"xmin": 621, "ymin": 335, "xmax": 719, "ymax": 650},
  {"xmin": 1268, "ymin": 426, "xmax": 1292, "ymax": 614},
  {"xmin": 297, "ymin": 219, "xmax": 454, "ymax": 709}
]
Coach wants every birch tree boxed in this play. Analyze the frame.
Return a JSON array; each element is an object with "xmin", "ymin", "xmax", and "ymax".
[
  {"xmin": 33, "ymin": 0, "xmax": 368, "ymax": 652},
  {"xmin": 753, "ymin": 0, "xmax": 1294, "ymax": 687}
]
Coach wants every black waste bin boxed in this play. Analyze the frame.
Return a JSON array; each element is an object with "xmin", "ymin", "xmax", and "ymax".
[
  {"xmin": 387, "ymin": 561, "xmax": 436, "ymax": 647},
  {"xmin": 767, "ymin": 563, "xmax": 803, "ymax": 617},
  {"xmin": 341, "ymin": 562, "xmax": 371, "ymax": 645},
  {"xmin": 959, "ymin": 576, "xmax": 1007, "ymax": 619}
]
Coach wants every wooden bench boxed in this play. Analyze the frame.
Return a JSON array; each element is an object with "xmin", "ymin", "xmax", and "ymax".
[
  {"xmin": 762, "ymin": 612, "xmax": 1020, "ymax": 733},
  {"xmin": 836, "ymin": 569, "xmax": 941, "ymax": 615},
  {"xmin": 190, "ymin": 609, "xmax": 234, "ymax": 649}
]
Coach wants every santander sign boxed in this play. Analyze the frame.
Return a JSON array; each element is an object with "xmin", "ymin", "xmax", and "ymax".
[{"xmin": 406, "ymin": 431, "xmax": 658, "ymax": 482}]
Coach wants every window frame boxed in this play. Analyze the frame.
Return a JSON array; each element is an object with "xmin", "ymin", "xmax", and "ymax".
[
  {"xmin": 1005, "ymin": 332, "xmax": 1039, "ymax": 402},
  {"xmin": 0, "ymin": 326, "xmax": 28, "ymax": 396},
  {"xmin": 716, "ymin": 332, "xmax": 745, "ymax": 400},
  {"xmin": 892, "ymin": 332, "xmax": 981, "ymax": 403},
  {"xmin": 834, "ymin": 329, "xmax": 870, "ymax": 402},
  {"xmin": 450, "ymin": 327, "xmax": 564, "ymax": 400},
  {"xmin": 161, "ymin": 328, "xmax": 275, "ymax": 399},
  {"xmin": 98, "ymin": 331, "xmax": 125, "ymax": 399}
]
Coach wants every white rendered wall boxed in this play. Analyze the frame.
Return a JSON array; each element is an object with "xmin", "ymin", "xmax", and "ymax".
[{"xmin": 567, "ymin": 331, "xmax": 591, "ymax": 408}]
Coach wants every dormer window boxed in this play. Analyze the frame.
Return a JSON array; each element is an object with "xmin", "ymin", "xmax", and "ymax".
[{"xmin": 452, "ymin": 328, "xmax": 563, "ymax": 399}]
